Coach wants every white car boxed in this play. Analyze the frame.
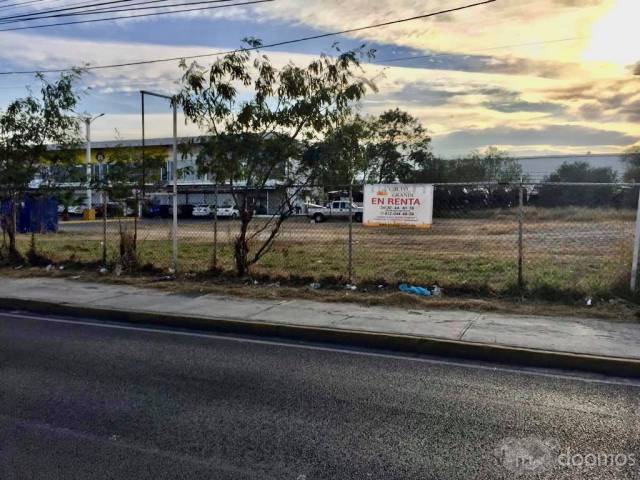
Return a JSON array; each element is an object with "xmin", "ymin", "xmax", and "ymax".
[
  {"xmin": 192, "ymin": 204, "xmax": 213, "ymax": 217},
  {"xmin": 191, "ymin": 205, "xmax": 239, "ymax": 219},
  {"xmin": 66, "ymin": 205, "xmax": 85, "ymax": 215},
  {"xmin": 216, "ymin": 206, "xmax": 239, "ymax": 219}
]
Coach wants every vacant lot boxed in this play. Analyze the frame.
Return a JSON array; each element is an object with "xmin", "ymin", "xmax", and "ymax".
[{"xmin": 16, "ymin": 207, "xmax": 635, "ymax": 298}]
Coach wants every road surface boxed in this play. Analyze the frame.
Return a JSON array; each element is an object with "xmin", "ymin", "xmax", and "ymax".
[{"xmin": 1, "ymin": 310, "xmax": 639, "ymax": 479}]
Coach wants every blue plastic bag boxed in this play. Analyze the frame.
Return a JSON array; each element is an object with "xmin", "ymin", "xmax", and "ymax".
[{"xmin": 399, "ymin": 283, "xmax": 432, "ymax": 296}]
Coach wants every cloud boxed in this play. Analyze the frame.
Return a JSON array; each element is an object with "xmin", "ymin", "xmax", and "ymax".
[
  {"xmin": 377, "ymin": 52, "xmax": 575, "ymax": 79},
  {"xmin": 479, "ymin": 87, "xmax": 564, "ymax": 114},
  {"xmin": 0, "ymin": 28, "xmax": 636, "ymax": 157},
  {"xmin": 380, "ymin": 82, "xmax": 565, "ymax": 115},
  {"xmin": 380, "ymin": 82, "xmax": 458, "ymax": 106},
  {"xmin": 544, "ymin": 78, "xmax": 640, "ymax": 122},
  {"xmin": 256, "ymin": 0, "xmax": 612, "ymax": 66},
  {"xmin": 432, "ymin": 124, "xmax": 638, "ymax": 156}
]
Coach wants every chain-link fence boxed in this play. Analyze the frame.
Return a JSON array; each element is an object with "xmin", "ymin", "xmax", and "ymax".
[{"xmin": 15, "ymin": 181, "xmax": 639, "ymax": 299}]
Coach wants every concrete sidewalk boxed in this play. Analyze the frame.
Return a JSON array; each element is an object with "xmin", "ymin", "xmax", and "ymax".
[{"xmin": 1, "ymin": 277, "xmax": 639, "ymax": 375}]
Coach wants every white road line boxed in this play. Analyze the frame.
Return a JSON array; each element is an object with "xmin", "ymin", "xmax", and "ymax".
[{"xmin": 2, "ymin": 310, "xmax": 640, "ymax": 388}]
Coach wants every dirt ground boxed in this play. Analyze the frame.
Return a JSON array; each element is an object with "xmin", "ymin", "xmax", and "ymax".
[{"xmin": 13, "ymin": 209, "xmax": 636, "ymax": 300}]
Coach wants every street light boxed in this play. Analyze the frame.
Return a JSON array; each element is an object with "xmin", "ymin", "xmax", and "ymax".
[
  {"xmin": 628, "ymin": 62, "xmax": 639, "ymax": 289},
  {"xmin": 140, "ymin": 90, "xmax": 178, "ymax": 273},
  {"xmin": 84, "ymin": 113, "xmax": 105, "ymax": 211}
]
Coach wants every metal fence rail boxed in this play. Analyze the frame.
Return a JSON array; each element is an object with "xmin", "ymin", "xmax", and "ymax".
[{"xmin": 24, "ymin": 181, "xmax": 640, "ymax": 298}]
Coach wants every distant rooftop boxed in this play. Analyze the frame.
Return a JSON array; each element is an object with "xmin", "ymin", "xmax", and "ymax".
[{"xmin": 92, "ymin": 137, "xmax": 632, "ymax": 161}]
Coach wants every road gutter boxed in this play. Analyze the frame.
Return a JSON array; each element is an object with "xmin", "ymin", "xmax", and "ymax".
[{"xmin": 1, "ymin": 296, "xmax": 639, "ymax": 379}]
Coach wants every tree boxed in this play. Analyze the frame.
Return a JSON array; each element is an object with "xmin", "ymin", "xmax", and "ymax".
[
  {"xmin": 56, "ymin": 189, "xmax": 82, "ymax": 221},
  {"xmin": 91, "ymin": 141, "xmax": 165, "ymax": 268},
  {"xmin": 302, "ymin": 114, "xmax": 370, "ymax": 187},
  {"xmin": 537, "ymin": 161, "xmax": 618, "ymax": 207},
  {"xmin": 363, "ymin": 108, "xmax": 432, "ymax": 183},
  {"xmin": 177, "ymin": 39, "xmax": 374, "ymax": 276},
  {"xmin": 622, "ymin": 146, "xmax": 640, "ymax": 182},
  {"xmin": 446, "ymin": 147, "xmax": 523, "ymax": 183},
  {"xmin": 0, "ymin": 71, "xmax": 83, "ymax": 261}
]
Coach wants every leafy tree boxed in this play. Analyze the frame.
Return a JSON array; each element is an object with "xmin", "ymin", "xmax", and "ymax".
[
  {"xmin": 56, "ymin": 189, "xmax": 82, "ymax": 221},
  {"xmin": 0, "ymin": 71, "xmax": 83, "ymax": 261},
  {"xmin": 177, "ymin": 39, "xmax": 374, "ymax": 276},
  {"xmin": 302, "ymin": 114, "xmax": 370, "ymax": 187},
  {"xmin": 363, "ymin": 108, "xmax": 432, "ymax": 183},
  {"xmin": 537, "ymin": 161, "xmax": 618, "ymax": 207},
  {"xmin": 622, "ymin": 146, "xmax": 640, "ymax": 182},
  {"xmin": 446, "ymin": 147, "xmax": 523, "ymax": 183}
]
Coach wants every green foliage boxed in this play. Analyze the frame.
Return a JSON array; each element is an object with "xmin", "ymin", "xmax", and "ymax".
[
  {"xmin": 622, "ymin": 145, "xmax": 640, "ymax": 182},
  {"xmin": 0, "ymin": 70, "xmax": 83, "ymax": 256},
  {"xmin": 537, "ymin": 161, "xmax": 618, "ymax": 207},
  {"xmin": 406, "ymin": 146, "xmax": 522, "ymax": 184},
  {"xmin": 447, "ymin": 147, "xmax": 523, "ymax": 183},
  {"xmin": 364, "ymin": 108, "xmax": 433, "ymax": 184},
  {"xmin": 303, "ymin": 115, "xmax": 370, "ymax": 186},
  {"xmin": 176, "ymin": 39, "xmax": 375, "ymax": 275}
]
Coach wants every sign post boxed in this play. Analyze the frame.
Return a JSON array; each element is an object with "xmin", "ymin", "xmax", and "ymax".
[{"xmin": 363, "ymin": 184, "xmax": 434, "ymax": 228}]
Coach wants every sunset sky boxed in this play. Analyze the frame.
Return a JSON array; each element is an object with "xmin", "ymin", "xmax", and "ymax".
[{"xmin": 0, "ymin": 0, "xmax": 639, "ymax": 157}]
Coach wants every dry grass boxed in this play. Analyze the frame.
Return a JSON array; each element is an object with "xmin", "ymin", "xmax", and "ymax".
[
  {"xmin": 2, "ymin": 266, "xmax": 639, "ymax": 321},
  {"xmin": 12, "ymin": 207, "xmax": 637, "ymax": 302}
]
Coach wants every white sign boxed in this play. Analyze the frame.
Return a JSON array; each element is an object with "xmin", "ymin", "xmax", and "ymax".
[{"xmin": 363, "ymin": 184, "xmax": 434, "ymax": 228}]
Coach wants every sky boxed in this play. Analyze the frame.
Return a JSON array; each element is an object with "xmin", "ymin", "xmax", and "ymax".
[{"xmin": 0, "ymin": 0, "xmax": 639, "ymax": 157}]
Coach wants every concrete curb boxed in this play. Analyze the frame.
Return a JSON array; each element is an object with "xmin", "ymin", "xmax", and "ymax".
[{"xmin": 2, "ymin": 296, "xmax": 639, "ymax": 378}]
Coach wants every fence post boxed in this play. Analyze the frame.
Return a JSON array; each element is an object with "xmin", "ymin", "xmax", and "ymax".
[
  {"xmin": 171, "ymin": 101, "xmax": 178, "ymax": 274},
  {"xmin": 348, "ymin": 183, "xmax": 353, "ymax": 284},
  {"xmin": 630, "ymin": 188, "xmax": 640, "ymax": 292},
  {"xmin": 102, "ymin": 191, "xmax": 108, "ymax": 266},
  {"xmin": 518, "ymin": 184, "xmax": 524, "ymax": 291},
  {"xmin": 212, "ymin": 181, "xmax": 218, "ymax": 269}
]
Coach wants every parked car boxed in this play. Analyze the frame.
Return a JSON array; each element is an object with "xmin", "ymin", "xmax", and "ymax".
[
  {"xmin": 65, "ymin": 205, "xmax": 85, "ymax": 216},
  {"xmin": 216, "ymin": 205, "xmax": 239, "ymax": 219},
  {"xmin": 168, "ymin": 204, "xmax": 195, "ymax": 219},
  {"xmin": 95, "ymin": 202, "xmax": 134, "ymax": 218},
  {"xmin": 192, "ymin": 204, "xmax": 213, "ymax": 218},
  {"xmin": 143, "ymin": 204, "xmax": 171, "ymax": 219},
  {"xmin": 307, "ymin": 201, "xmax": 363, "ymax": 223}
]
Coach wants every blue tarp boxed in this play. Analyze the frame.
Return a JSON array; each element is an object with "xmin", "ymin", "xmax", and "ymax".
[{"xmin": 1, "ymin": 197, "xmax": 58, "ymax": 234}]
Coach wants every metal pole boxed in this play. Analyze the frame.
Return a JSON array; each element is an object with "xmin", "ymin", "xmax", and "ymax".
[
  {"xmin": 518, "ymin": 185, "xmax": 524, "ymax": 291},
  {"xmin": 85, "ymin": 118, "xmax": 92, "ymax": 210},
  {"xmin": 140, "ymin": 90, "xmax": 177, "ymax": 272},
  {"xmin": 101, "ymin": 161, "xmax": 107, "ymax": 266},
  {"xmin": 171, "ymin": 101, "xmax": 178, "ymax": 274},
  {"xmin": 212, "ymin": 180, "xmax": 218, "ymax": 269},
  {"xmin": 348, "ymin": 184, "xmax": 353, "ymax": 284},
  {"xmin": 630, "ymin": 188, "xmax": 640, "ymax": 291}
]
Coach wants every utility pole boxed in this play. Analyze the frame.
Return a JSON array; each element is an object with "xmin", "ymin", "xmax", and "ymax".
[
  {"xmin": 84, "ymin": 113, "xmax": 105, "ymax": 213},
  {"xmin": 140, "ymin": 90, "xmax": 178, "ymax": 273}
]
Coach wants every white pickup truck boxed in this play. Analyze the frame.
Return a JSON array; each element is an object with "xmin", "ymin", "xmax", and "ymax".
[{"xmin": 307, "ymin": 200, "xmax": 363, "ymax": 223}]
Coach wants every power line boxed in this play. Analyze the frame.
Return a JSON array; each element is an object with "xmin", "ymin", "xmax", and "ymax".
[
  {"xmin": 0, "ymin": 0, "xmax": 55, "ymax": 12},
  {"xmin": 0, "ymin": 0, "xmax": 270, "ymax": 30},
  {"xmin": 0, "ymin": 0, "xmax": 236, "ymax": 23},
  {"xmin": 0, "ymin": 0, "xmax": 165, "ymax": 21},
  {"xmin": 0, "ymin": 0, "xmax": 497, "ymax": 74}
]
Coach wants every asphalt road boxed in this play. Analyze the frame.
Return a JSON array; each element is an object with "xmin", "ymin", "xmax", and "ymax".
[{"xmin": 1, "ymin": 311, "xmax": 639, "ymax": 480}]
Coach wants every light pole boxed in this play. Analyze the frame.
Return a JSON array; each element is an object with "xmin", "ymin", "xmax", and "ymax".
[
  {"xmin": 84, "ymin": 113, "xmax": 105, "ymax": 212},
  {"xmin": 630, "ymin": 65, "xmax": 640, "ymax": 290},
  {"xmin": 140, "ymin": 90, "xmax": 178, "ymax": 273}
]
